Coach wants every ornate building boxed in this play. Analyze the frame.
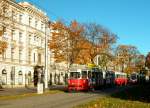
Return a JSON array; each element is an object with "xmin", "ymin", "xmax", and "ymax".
[{"xmin": 0, "ymin": 0, "xmax": 50, "ymax": 88}]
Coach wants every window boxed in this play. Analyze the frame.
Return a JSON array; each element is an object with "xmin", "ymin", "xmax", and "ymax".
[
  {"xmin": 28, "ymin": 71, "xmax": 31, "ymax": 76},
  {"xmin": 18, "ymin": 71, "xmax": 22, "ymax": 75},
  {"xmin": 19, "ymin": 49, "xmax": 22, "ymax": 63},
  {"xmin": 3, "ymin": 7, "xmax": 7, "ymax": 17},
  {"xmin": 2, "ymin": 69, "xmax": 7, "ymax": 74},
  {"xmin": 2, "ymin": 69, "xmax": 7, "ymax": 85},
  {"xmin": 41, "ymin": 23, "xmax": 44, "ymax": 31},
  {"xmin": 29, "ymin": 17, "xmax": 32, "ymax": 26},
  {"xmin": 88, "ymin": 71, "xmax": 92, "ymax": 78},
  {"xmin": 28, "ymin": 35, "xmax": 31, "ymax": 44},
  {"xmin": 37, "ymin": 37, "xmax": 39, "ymax": 42},
  {"xmin": 69, "ymin": 72, "xmax": 80, "ymax": 79},
  {"xmin": 38, "ymin": 53, "xmax": 41, "ymax": 64},
  {"xmin": 11, "ymin": 48, "xmax": 14, "ymax": 62},
  {"xmin": 82, "ymin": 71, "xmax": 87, "ymax": 78},
  {"xmin": 3, "ymin": 7, "xmax": 7, "ymax": 14},
  {"xmin": 18, "ymin": 71, "xmax": 23, "ymax": 85},
  {"xmin": 28, "ymin": 50, "xmax": 31, "ymax": 64},
  {"xmin": 35, "ymin": 20, "xmax": 38, "ymax": 28},
  {"xmin": 33, "ymin": 53, "xmax": 36, "ymax": 63},
  {"xmin": 11, "ymin": 30, "xmax": 15, "ymax": 40},
  {"xmin": 19, "ymin": 32, "xmax": 22, "ymax": 43},
  {"xmin": 34, "ymin": 36, "xmax": 36, "ymax": 41},
  {"xmin": 19, "ymin": 14, "xmax": 23, "ymax": 23},
  {"xmin": 3, "ymin": 27, "xmax": 6, "ymax": 34},
  {"xmin": 12, "ymin": 11, "xmax": 16, "ymax": 20}
]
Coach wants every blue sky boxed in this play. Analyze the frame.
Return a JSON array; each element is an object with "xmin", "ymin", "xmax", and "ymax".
[{"xmin": 17, "ymin": 0, "xmax": 150, "ymax": 55}]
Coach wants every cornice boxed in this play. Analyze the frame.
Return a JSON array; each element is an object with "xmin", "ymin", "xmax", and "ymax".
[{"xmin": 6, "ymin": 0, "xmax": 24, "ymax": 11}]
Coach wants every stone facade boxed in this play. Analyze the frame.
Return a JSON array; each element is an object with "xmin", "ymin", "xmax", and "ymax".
[{"xmin": 0, "ymin": 0, "xmax": 50, "ymax": 88}]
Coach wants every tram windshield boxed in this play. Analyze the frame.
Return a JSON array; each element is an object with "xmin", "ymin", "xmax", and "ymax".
[{"xmin": 69, "ymin": 72, "xmax": 80, "ymax": 79}]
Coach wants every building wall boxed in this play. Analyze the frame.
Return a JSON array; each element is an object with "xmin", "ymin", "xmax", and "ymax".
[{"xmin": 0, "ymin": 0, "xmax": 49, "ymax": 88}]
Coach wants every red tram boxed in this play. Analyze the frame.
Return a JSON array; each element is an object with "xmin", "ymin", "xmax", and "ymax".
[
  {"xmin": 115, "ymin": 72, "xmax": 127, "ymax": 86},
  {"xmin": 67, "ymin": 68, "xmax": 103, "ymax": 91},
  {"xmin": 67, "ymin": 68, "xmax": 128, "ymax": 91}
]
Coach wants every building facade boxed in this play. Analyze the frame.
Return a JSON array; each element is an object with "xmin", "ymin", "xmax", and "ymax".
[{"xmin": 0, "ymin": 0, "xmax": 50, "ymax": 88}]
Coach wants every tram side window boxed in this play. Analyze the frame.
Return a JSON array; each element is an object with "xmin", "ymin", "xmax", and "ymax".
[
  {"xmin": 70, "ymin": 72, "xmax": 80, "ymax": 79},
  {"xmin": 88, "ymin": 71, "xmax": 92, "ymax": 78},
  {"xmin": 122, "ymin": 75, "xmax": 125, "ymax": 78},
  {"xmin": 82, "ymin": 71, "xmax": 87, "ymax": 78},
  {"xmin": 116, "ymin": 74, "xmax": 119, "ymax": 78},
  {"xmin": 92, "ymin": 73, "xmax": 97, "ymax": 79}
]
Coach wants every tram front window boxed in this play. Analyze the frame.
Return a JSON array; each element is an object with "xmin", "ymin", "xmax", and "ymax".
[
  {"xmin": 70, "ymin": 72, "xmax": 80, "ymax": 79},
  {"xmin": 82, "ymin": 71, "xmax": 88, "ymax": 78}
]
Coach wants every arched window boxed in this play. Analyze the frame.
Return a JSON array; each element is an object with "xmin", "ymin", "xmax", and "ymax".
[
  {"xmin": 18, "ymin": 71, "xmax": 22, "ymax": 75},
  {"xmin": 2, "ymin": 69, "xmax": 7, "ymax": 85},
  {"xmin": 18, "ymin": 71, "xmax": 23, "ymax": 85},
  {"xmin": 2, "ymin": 69, "xmax": 7, "ymax": 74},
  {"xmin": 28, "ymin": 71, "xmax": 31, "ymax": 76}
]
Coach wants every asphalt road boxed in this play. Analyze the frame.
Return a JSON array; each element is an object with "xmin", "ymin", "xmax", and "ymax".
[{"xmin": 0, "ymin": 86, "xmax": 128, "ymax": 108}]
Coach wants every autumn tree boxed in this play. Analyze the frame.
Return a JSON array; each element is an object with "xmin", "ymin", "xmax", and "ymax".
[
  {"xmin": 67, "ymin": 21, "xmax": 85, "ymax": 65},
  {"xmin": 49, "ymin": 20, "xmax": 84, "ymax": 67},
  {"xmin": 82, "ymin": 23, "xmax": 101, "ymax": 64},
  {"xmin": 49, "ymin": 21, "xmax": 68, "ymax": 62},
  {"xmin": 97, "ymin": 31, "xmax": 117, "ymax": 70},
  {"xmin": 0, "ymin": 0, "xmax": 8, "ymax": 54},
  {"xmin": 75, "ymin": 38, "xmax": 95, "ymax": 64},
  {"xmin": 83, "ymin": 23, "xmax": 117, "ymax": 69},
  {"xmin": 134, "ymin": 54, "xmax": 145, "ymax": 71},
  {"xmin": 115, "ymin": 45, "xmax": 140, "ymax": 73}
]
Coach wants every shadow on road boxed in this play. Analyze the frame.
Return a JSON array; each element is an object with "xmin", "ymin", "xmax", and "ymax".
[
  {"xmin": 49, "ymin": 83, "xmax": 150, "ymax": 103},
  {"xmin": 110, "ymin": 83, "xmax": 150, "ymax": 103}
]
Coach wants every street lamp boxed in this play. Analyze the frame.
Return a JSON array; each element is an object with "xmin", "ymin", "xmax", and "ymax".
[{"xmin": 44, "ymin": 18, "xmax": 50, "ymax": 89}]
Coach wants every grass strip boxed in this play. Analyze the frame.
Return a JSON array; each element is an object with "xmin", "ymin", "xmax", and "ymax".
[
  {"xmin": 75, "ymin": 96, "xmax": 150, "ymax": 108},
  {"xmin": 74, "ymin": 85, "xmax": 150, "ymax": 108}
]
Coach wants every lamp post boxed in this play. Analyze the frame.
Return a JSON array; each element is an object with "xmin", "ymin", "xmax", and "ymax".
[{"xmin": 44, "ymin": 18, "xmax": 49, "ymax": 89}]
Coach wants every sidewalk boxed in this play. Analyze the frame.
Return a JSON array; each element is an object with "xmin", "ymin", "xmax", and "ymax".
[
  {"xmin": 0, "ymin": 87, "xmax": 37, "ymax": 97},
  {"xmin": 0, "ymin": 85, "xmax": 66, "ymax": 97}
]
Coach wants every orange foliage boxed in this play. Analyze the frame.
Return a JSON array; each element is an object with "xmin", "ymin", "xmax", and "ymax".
[
  {"xmin": 49, "ymin": 21, "xmax": 117, "ymax": 66},
  {"xmin": 0, "ymin": 31, "xmax": 3, "ymax": 36},
  {"xmin": 0, "ymin": 40, "xmax": 8, "ymax": 54},
  {"xmin": 49, "ymin": 20, "xmax": 97, "ymax": 65}
]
